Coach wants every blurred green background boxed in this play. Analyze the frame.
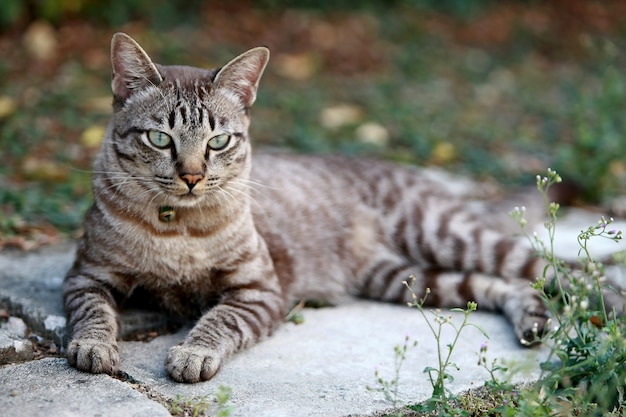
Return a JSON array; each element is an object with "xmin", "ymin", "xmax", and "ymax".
[{"xmin": 1, "ymin": 0, "xmax": 625, "ymax": 248}]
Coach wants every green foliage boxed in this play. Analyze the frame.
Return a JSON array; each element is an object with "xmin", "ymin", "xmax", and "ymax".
[
  {"xmin": 552, "ymin": 40, "xmax": 626, "ymax": 203},
  {"xmin": 256, "ymin": 0, "xmax": 498, "ymax": 18},
  {"xmin": 0, "ymin": 0, "xmax": 22, "ymax": 27},
  {"xmin": 405, "ymin": 296, "xmax": 485, "ymax": 416},
  {"xmin": 168, "ymin": 394, "xmax": 210, "ymax": 417},
  {"xmin": 2, "ymin": 3, "xmax": 626, "ymax": 237},
  {"xmin": 215, "ymin": 385, "xmax": 235, "ymax": 417},
  {"xmin": 370, "ymin": 286, "xmax": 486, "ymax": 416},
  {"xmin": 0, "ymin": 0, "xmax": 204, "ymax": 29},
  {"xmin": 367, "ymin": 335, "xmax": 417, "ymax": 408},
  {"xmin": 0, "ymin": 179, "xmax": 91, "ymax": 232},
  {"xmin": 511, "ymin": 170, "xmax": 626, "ymax": 415},
  {"xmin": 167, "ymin": 385, "xmax": 233, "ymax": 417},
  {"xmin": 0, "ymin": 0, "xmax": 500, "ymax": 30}
]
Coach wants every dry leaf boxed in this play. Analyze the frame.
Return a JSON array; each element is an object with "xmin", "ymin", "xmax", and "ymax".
[
  {"xmin": 320, "ymin": 104, "xmax": 363, "ymax": 129},
  {"xmin": 81, "ymin": 125, "xmax": 106, "ymax": 148},
  {"xmin": 356, "ymin": 122, "xmax": 390, "ymax": 146},
  {"xmin": 0, "ymin": 96, "xmax": 17, "ymax": 118},
  {"xmin": 21, "ymin": 156, "xmax": 69, "ymax": 182},
  {"xmin": 23, "ymin": 21, "xmax": 58, "ymax": 61},
  {"xmin": 274, "ymin": 53, "xmax": 318, "ymax": 80},
  {"xmin": 431, "ymin": 142, "xmax": 456, "ymax": 165}
]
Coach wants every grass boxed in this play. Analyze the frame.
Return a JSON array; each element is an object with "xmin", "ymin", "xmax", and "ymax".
[
  {"xmin": 166, "ymin": 386, "xmax": 233, "ymax": 417},
  {"xmin": 371, "ymin": 169, "xmax": 626, "ymax": 416},
  {"xmin": 1, "ymin": 2, "xmax": 626, "ymax": 245}
]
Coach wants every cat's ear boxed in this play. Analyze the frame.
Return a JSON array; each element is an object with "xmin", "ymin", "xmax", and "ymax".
[
  {"xmin": 213, "ymin": 47, "xmax": 270, "ymax": 108},
  {"xmin": 110, "ymin": 33, "xmax": 163, "ymax": 104}
]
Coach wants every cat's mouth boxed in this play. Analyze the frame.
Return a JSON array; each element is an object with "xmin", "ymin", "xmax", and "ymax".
[
  {"xmin": 169, "ymin": 190, "xmax": 204, "ymax": 207},
  {"xmin": 168, "ymin": 182, "xmax": 230, "ymax": 206}
]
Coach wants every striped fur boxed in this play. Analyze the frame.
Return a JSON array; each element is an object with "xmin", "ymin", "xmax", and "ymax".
[{"xmin": 64, "ymin": 33, "xmax": 551, "ymax": 383}]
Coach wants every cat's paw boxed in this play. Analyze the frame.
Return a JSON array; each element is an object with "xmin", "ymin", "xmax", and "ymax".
[
  {"xmin": 165, "ymin": 344, "xmax": 222, "ymax": 383},
  {"xmin": 66, "ymin": 338, "xmax": 119, "ymax": 374}
]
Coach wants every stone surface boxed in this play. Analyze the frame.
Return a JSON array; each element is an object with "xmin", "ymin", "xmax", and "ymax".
[
  {"xmin": 0, "ymin": 242, "xmax": 74, "ymax": 343},
  {"xmin": 0, "ymin": 242, "xmax": 173, "ymax": 345},
  {"xmin": 0, "ymin": 334, "xmax": 33, "ymax": 365},
  {"xmin": 4, "ymin": 316, "xmax": 28, "ymax": 337},
  {"xmin": 0, "ymin": 358, "xmax": 171, "ymax": 417},
  {"xmin": 119, "ymin": 303, "xmax": 548, "ymax": 417},
  {"xmin": 0, "ymin": 316, "xmax": 33, "ymax": 365}
]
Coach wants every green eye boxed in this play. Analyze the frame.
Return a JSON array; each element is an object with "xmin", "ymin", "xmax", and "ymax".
[
  {"xmin": 207, "ymin": 134, "xmax": 231, "ymax": 151},
  {"xmin": 147, "ymin": 130, "xmax": 172, "ymax": 148}
]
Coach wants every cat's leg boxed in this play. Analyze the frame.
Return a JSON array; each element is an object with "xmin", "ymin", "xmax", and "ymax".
[
  {"xmin": 359, "ymin": 260, "xmax": 549, "ymax": 344},
  {"xmin": 165, "ymin": 249, "xmax": 285, "ymax": 383},
  {"xmin": 63, "ymin": 271, "xmax": 121, "ymax": 374}
]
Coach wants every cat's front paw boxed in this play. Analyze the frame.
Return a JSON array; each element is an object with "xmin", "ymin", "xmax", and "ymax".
[
  {"xmin": 67, "ymin": 338, "xmax": 119, "ymax": 375},
  {"xmin": 166, "ymin": 344, "xmax": 222, "ymax": 383}
]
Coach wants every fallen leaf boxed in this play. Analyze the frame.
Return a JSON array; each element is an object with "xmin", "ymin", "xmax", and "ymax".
[
  {"xmin": 21, "ymin": 156, "xmax": 69, "ymax": 182},
  {"xmin": 355, "ymin": 122, "xmax": 390, "ymax": 146},
  {"xmin": 23, "ymin": 21, "xmax": 58, "ymax": 61},
  {"xmin": 0, "ymin": 96, "xmax": 17, "ymax": 118},
  {"xmin": 274, "ymin": 53, "xmax": 318, "ymax": 80},
  {"xmin": 81, "ymin": 97, "xmax": 112, "ymax": 114},
  {"xmin": 320, "ymin": 104, "xmax": 363, "ymax": 129},
  {"xmin": 431, "ymin": 142, "xmax": 456, "ymax": 165},
  {"xmin": 80, "ymin": 125, "xmax": 106, "ymax": 148},
  {"xmin": 0, "ymin": 222, "xmax": 59, "ymax": 251}
]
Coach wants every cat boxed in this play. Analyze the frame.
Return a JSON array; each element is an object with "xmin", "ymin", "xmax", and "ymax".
[{"xmin": 64, "ymin": 32, "xmax": 562, "ymax": 383}]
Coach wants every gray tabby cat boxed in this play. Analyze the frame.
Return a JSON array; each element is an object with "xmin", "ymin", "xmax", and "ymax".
[{"xmin": 64, "ymin": 33, "xmax": 552, "ymax": 383}]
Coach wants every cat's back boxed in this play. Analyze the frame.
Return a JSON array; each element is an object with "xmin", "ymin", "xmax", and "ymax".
[
  {"xmin": 249, "ymin": 153, "xmax": 491, "ymax": 209},
  {"xmin": 249, "ymin": 153, "xmax": 423, "ymax": 226},
  {"xmin": 248, "ymin": 153, "xmax": 484, "ymax": 302}
]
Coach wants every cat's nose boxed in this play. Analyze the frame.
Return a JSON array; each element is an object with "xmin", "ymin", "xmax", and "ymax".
[{"xmin": 180, "ymin": 172, "xmax": 204, "ymax": 190}]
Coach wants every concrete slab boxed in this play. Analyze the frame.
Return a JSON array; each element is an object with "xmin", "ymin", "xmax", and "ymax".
[
  {"xmin": 0, "ymin": 243, "xmax": 74, "ymax": 342},
  {"xmin": 0, "ymin": 358, "xmax": 171, "ymax": 417},
  {"xmin": 119, "ymin": 302, "xmax": 548, "ymax": 417},
  {"xmin": 0, "ymin": 242, "xmax": 173, "ymax": 344}
]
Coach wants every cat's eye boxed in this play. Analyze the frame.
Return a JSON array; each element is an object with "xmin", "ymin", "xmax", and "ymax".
[
  {"xmin": 207, "ymin": 134, "xmax": 231, "ymax": 151},
  {"xmin": 147, "ymin": 130, "xmax": 172, "ymax": 149}
]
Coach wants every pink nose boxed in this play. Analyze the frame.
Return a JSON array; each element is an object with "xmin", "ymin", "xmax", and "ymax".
[{"xmin": 180, "ymin": 172, "xmax": 204, "ymax": 189}]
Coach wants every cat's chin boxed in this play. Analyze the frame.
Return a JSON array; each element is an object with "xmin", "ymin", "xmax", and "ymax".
[
  {"xmin": 171, "ymin": 194, "xmax": 205, "ymax": 207},
  {"xmin": 164, "ymin": 193, "xmax": 205, "ymax": 207}
]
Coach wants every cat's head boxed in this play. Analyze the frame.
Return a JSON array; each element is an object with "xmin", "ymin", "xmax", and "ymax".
[{"xmin": 103, "ymin": 32, "xmax": 269, "ymax": 208}]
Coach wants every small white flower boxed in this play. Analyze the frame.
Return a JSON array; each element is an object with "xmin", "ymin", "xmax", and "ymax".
[{"xmin": 580, "ymin": 299, "xmax": 589, "ymax": 311}]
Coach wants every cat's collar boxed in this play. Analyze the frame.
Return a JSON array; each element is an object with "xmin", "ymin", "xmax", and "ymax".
[{"xmin": 158, "ymin": 206, "xmax": 176, "ymax": 222}]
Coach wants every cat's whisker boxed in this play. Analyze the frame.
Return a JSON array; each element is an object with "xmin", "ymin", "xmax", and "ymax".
[
  {"xmin": 215, "ymin": 186, "xmax": 238, "ymax": 206},
  {"xmin": 97, "ymin": 178, "xmax": 130, "ymax": 198},
  {"xmin": 204, "ymin": 189, "xmax": 229, "ymax": 212},
  {"xmin": 224, "ymin": 185, "xmax": 265, "ymax": 213},
  {"xmin": 148, "ymin": 189, "xmax": 168, "ymax": 207},
  {"xmin": 100, "ymin": 176, "xmax": 155, "ymax": 198},
  {"xmin": 232, "ymin": 178, "xmax": 280, "ymax": 190},
  {"xmin": 71, "ymin": 168, "xmax": 131, "ymax": 175},
  {"xmin": 228, "ymin": 178, "xmax": 275, "ymax": 201},
  {"xmin": 135, "ymin": 182, "xmax": 167, "ymax": 206}
]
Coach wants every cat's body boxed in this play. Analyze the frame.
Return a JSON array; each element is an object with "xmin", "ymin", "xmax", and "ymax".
[{"xmin": 64, "ymin": 33, "xmax": 553, "ymax": 383}]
